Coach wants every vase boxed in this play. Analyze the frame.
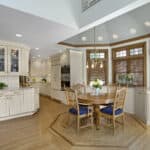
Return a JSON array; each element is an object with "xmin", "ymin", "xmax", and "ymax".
[{"xmin": 95, "ymin": 88, "xmax": 100, "ymax": 96}]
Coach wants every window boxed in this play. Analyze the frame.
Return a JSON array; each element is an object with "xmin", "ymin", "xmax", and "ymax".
[
  {"xmin": 86, "ymin": 49, "xmax": 108, "ymax": 84},
  {"xmin": 130, "ymin": 48, "xmax": 143, "ymax": 56},
  {"xmin": 90, "ymin": 52, "xmax": 105, "ymax": 59},
  {"xmin": 116, "ymin": 50, "xmax": 127, "ymax": 57},
  {"xmin": 112, "ymin": 43, "xmax": 146, "ymax": 86}
]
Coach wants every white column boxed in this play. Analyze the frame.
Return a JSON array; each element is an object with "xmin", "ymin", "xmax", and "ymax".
[
  {"xmin": 108, "ymin": 47, "xmax": 112, "ymax": 83},
  {"xmin": 146, "ymin": 39, "xmax": 150, "ymax": 88}
]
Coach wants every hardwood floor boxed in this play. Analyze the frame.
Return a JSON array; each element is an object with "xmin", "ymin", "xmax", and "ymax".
[{"xmin": 0, "ymin": 96, "xmax": 149, "ymax": 150}]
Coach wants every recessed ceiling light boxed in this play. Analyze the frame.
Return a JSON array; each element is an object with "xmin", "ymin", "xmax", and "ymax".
[
  {"xmin": 38, "ymin": 55, "xmax": 40, "ymax": 57},
  {"xmin": 112, "ymin": 34, "xmax": 118, "ymax": 39},
  {"xmin": 97, "ymin": 36, "xmax": 103, "ymax": 41},
  {"xmin": 81, "ymin": 36, "xmax": 87, "ymax": 41},
  {"xmin": 35, "ymin": 48, "xmax": 39, "ymax": 50},
  {"xmin": 16, "ymin": 34, "xmax": 22, "ymax": 37},
  {"xmin": 130, "ymin": 28, "xmax": 137, "ymax": 34},
  {"xmin": 144, "ymin": 21, "xmax": 150, "ymax": 27}
]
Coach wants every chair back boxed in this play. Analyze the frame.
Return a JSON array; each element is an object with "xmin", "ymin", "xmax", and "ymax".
[
  {"xmin": 65, "ymin": 88, "xmax": 80, "ymax": 114},
  {"xmin": 72, "ymin": 83, "xmax": 86, "ymax": 95},
  {"xmin": 107, "ymin": 83, "xmax": 117, "ymax": 94},
  {"xmin": 113, "ymin": 87, "xmax": 127, "ymax": 115},
  {"xmin": 65, "ymin": 88, "xmax": 76, "ymax": 106}
]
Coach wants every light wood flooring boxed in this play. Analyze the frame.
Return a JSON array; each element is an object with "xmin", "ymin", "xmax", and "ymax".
[{"xmin": 0, "ymin": 96, "xmax": 150, "ymax": 150}]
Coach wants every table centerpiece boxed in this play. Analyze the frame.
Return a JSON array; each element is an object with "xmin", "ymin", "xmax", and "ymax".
[{"xmin": 90, "ymin": 79, "xmax": 104, "ymax": 96}]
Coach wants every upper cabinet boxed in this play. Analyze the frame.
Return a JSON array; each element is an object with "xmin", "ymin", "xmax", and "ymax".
[
  {"xmin": 0, "ymin": 41, "xmax": 30, "ymax": 76},
  {"xmin": 0, "ymin": 46, "xmax": 7, "ymax": 75}
]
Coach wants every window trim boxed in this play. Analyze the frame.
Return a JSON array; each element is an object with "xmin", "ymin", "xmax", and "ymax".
[
  {"xmin": 112, "ymin": 42, "xmax": 146, "ymax": 87},
  {"xmin": 86, "ymin": 49, "xmax": 108, "ymax": 84}
]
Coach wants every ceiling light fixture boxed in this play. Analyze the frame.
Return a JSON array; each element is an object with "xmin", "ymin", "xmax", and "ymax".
[
  {"xmin": 112, "ymin": 34, "xmax": 118, "ymax": 39},
  {"xmin": 145, "ymin": 21, "xmax": 150, "ymax": 27},
  {"xmin": 81, "ymin": 36, "xmax": 87, "ymax": 41},
  {"xmin": 97, "ymin": 36, "xmax": 103, "ymax": 41},
  {"xmin": 35, "ymin": 48, "xmax": 39, "ymax": 50},
  {"xmin": 130, "ymin": 28, "xmax": 137, "ymax": 34},
  {"xmin": 86, "ymin": 27, "xmax": 104, "ymax": 69},
  {"xmin": 16, "ymin": 34, "xmax": 22, "ymax": 37},
  {"xmin": 38, "ymin": 55, "xmax": 40, "ymax": 57}
]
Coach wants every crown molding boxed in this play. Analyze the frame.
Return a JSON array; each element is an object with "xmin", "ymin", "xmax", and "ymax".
[{"xmin": 58, "ymin": 33, "xmax": 150, "ymax": 48}]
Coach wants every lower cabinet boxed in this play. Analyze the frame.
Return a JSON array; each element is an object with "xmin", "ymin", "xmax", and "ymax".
[
  {"xmin": 0, "ymin": 88, "xmax": 39, "ymax": 121},
  {"xmin": 9, "ymin": 94, "xmax": 23, "ymax": 116},
  {"xmin": 0, "ymin": 96, "xmax": 9, "ymax": 117},
  {"xmin": 23, "ymin": 89, "xmax": 34, "ymax": 113}
]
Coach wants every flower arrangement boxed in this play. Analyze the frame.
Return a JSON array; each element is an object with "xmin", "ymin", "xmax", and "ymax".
[
  {"xmin": 118, "ymin": 73, "xmax": 134, "ymax": 85},
  {"xmin": 0, "ymin": 82, "xmax": 7, "ymax": 89},
  {"xmin": 90, "ymin": 79, "xmax": 104, "ymax": 89}
]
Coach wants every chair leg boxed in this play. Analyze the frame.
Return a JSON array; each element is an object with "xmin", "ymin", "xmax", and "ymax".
[
  {"xmin": 123, "ymin": 114, "xmax": 125, "ymax": 126},
  {"xmin": 77, "ymin": 116, "xmax": 80, "ymax": 132},
  {"xmin": 113, "ymin": 118, "xmax": 116, "ymax": 134}
]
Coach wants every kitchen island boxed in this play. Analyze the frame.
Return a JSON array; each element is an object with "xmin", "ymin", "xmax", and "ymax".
[{"xmin": 0, "ymin": 87, "xmax": 39, "ymax": 121}]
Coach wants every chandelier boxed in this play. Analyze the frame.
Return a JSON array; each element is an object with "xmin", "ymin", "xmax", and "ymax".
[{"xmin": 86, "ymin": 27, "xmax": 104, "ymax": 69}]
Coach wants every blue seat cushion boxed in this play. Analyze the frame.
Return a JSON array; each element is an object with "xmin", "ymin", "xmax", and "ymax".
[
  {"xmin": 69, "ymin": 106, "xmax": 91, "ymax": 115},
  {"xmin": 100, "ymin": 106, "xmax": 123, "ymax": 115}
]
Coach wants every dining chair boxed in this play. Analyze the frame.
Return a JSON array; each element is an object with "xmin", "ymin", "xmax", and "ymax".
[
  {"xmin": 107, "ymin": 83, "xmax": 118, "ymax": 94},
  {"xmin": 65, "ymin": 88, "xmax": 94, "ymax": 132},
  {"xmin": 99, "ymin": 87, "xmax": 127, "ymax": 132},
  {"xmin": 72, "ymin": 83, "xmax": 86, "ymax": 95}
]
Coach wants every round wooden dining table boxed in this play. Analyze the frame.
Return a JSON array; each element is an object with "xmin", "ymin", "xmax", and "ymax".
[{"xmin": 78, "ymin": 93, "xmax": 116, "ymax": 129}]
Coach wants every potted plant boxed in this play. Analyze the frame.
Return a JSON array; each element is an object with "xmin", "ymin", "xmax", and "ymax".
[
  {"xmin": 0, "ymin": 82, "xmax": 7, "ymax": 90},
  {"xmin": 90, "ymin": 79, "xmax": 104, "ymax": 96}
]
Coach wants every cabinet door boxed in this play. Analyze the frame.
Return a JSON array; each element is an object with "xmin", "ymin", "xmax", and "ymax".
[
  {"xmin": 0, "ymin": 96, "xmax": 9, "ymax": 117},
  {"xmin": 0, "ymin": 46, "xmax": 8, "ymax": 75},
  {"xmin": 34, "ymin": 88, "xmax": 39, "ymax": 110},
  {"xmin": 21, "ymin": 49, "xmax": 29, "ymax": 76},
  {"xmin": 8, "ymin": 47, "xmax": 21, "ymax": 75},
  {"xmin": 23, "ymin": 89, "xmax": 34, "ymax": 113},
  {"xmin": 51, "ymin": 65, "xmax": 61, "ymax": 90},
  {"xmin": 9, "ymin": 94, "xmax": 23, "ymax": 116}
]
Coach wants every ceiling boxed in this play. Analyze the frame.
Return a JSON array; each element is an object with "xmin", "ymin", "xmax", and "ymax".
[
  {"xmin": 64, "ymin": 3, "xmax": 150, "ymax": 45},
  {"xmin": 0, "ymin": 5, "xmax": 78, "ymax": 58}
]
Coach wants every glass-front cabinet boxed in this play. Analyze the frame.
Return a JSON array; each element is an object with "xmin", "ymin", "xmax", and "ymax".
[
  {"xmin": 0, "ymin": 46, "xmax": 7, "ymax": 75},
  {"xmin": 8, "ymin": 48, "xmax": 21, "ymax": 75}
]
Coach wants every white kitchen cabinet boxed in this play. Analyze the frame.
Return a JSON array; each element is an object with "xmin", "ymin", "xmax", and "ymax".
[
  {"xmin": 0, "ymin": 46, "xmax": 8, "ymax": 75},
  {"xmin": 34, "ymin": 88, "xmax": 40, "ymax": 110},
  {"xmin": 9, "ymin": 94, "xmax": 22, "ymax": 115},
  {"xmin": 0, "ymin": 41, "xmax": 30, "ymax": 76},
  {"xmin": 51, "ymin": 65, "xmax": 61, "ymax": 90},
  {"xmin": 7, "ymin": 47, "xmax": 21, "ymax": 75},
  {"xmin": 50, "ymin": 50, "xmax": 83, "ymax": 103},
  {"xmin": 0, "ymin": 96, "xmax": 9, "ymax": 117},
  {"xmin": 21, "ymin": 49, "xmax": 29, "ymax": 76},
  {"xmin": 23, "ymin": 89, "xmax": 34, "ymax": 113},
  {"xmin": 0, "ymin": 88, "xmax": 39, "ymax": 121}
]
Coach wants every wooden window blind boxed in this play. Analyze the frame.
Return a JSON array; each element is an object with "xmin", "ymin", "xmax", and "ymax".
[
  {"xmin": 86, "ymin": 49, "xmax": 108, "ymax": 84},
  {"xmin": 112, "ymin": 43, "xmax": 146, "ymax": 86}
]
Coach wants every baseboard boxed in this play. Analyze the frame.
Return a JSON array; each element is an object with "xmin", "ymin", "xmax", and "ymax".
[
  {"xmin": 40, "ymin": 94, "xmax": 51, "ymax": 99},
  {"xmin": 128, "ymin": 113, "xmax": 148, "ymax": 129},
  {"xmin": 0, "ymin": 111, "xmax": 37, "ymax": 121}
]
